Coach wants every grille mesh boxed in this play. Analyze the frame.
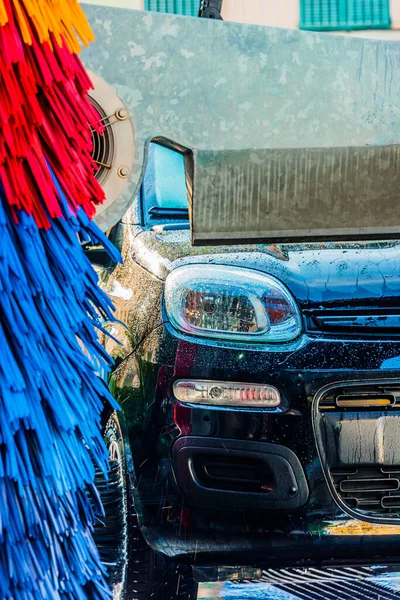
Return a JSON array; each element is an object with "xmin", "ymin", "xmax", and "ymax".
[
  {"xmin": 331, "ymin": 466, "xmax": 400, "ymax": 517},
  {"xmin": 90, "ymin": 97, "xmax": 115, "ymax": 187}
]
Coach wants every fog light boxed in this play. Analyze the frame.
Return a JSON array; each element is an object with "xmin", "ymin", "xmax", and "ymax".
[{"xmin": 173, "ymin": 380, "xmax": 281, "ymax": 408}]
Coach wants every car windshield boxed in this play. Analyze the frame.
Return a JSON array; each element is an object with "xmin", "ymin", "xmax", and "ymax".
[{"xmin": 142, "ymin": 143, "xmax": 189, "ymax": 224}]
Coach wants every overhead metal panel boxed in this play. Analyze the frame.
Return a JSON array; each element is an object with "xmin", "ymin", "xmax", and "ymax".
[{"xmin": 82, "ymin": 6, "xmax": 400, "ymax": 242}]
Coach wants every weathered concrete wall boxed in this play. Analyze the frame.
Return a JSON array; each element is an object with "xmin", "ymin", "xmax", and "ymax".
[
  {"xmin": 221, "ymin": 0, "xmax": 299, "ymax": 30},
  {"xmin": 84, "ymin": 0, "xmax": 143, "ymax": 9},
  {"xmin": 221, "ymin": 0, "xmax": 400, "ymax": 38},
  {"xmin": 390, "ymin": 0, "xmax": 400, "ymax": 28},
  {"xmin": 82, "ymin": 0, "xmax": 400, "ymax": 38}
]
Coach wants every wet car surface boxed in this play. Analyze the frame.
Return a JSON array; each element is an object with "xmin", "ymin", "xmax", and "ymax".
[{"xmin": 90, "ymin": 142, "xmax": 400, "ymax": 599}]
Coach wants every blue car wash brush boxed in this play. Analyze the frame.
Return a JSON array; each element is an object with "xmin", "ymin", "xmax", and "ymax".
[{"xmin": 0, "ymin": 0, "xmax": 119, "ymax": 597}]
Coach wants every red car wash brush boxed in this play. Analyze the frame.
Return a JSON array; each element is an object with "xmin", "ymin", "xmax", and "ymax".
[{"xmin": 0, "ymin": 1, "xmax": 119, "ymax": 598}]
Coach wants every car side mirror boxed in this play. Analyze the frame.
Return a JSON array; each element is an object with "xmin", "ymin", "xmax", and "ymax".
[{"xmin": 84, "ymin": 245, "xmax": 114, "ymax": 269}]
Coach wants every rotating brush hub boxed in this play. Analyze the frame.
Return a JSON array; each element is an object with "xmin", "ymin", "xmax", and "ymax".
[
  {"xmin": 87, "ymin": 72, "xmax": 135, "ymax": 224},
  {"xmin": 90, "ymin": 97, "xmax": 116, "ymax": 187}
]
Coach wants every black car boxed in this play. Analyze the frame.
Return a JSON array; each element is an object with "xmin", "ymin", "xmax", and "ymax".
[{"xmin": 91, "ymin": 141, "xmax": 400, "ymax": 600}]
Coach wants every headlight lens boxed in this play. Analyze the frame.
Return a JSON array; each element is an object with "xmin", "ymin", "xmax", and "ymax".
[{"xmin": 164, "ymin": 265, "xmax": 302, "ymax": 342}]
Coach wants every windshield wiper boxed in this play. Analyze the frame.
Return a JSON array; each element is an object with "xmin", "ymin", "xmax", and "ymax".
[{"xmin": 148, "ymin": 206, "xmax": 189, "ymax": 219}]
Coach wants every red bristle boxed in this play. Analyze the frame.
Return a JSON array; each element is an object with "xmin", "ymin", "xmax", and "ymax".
[{"xmin": 0, "ymin": 0, "xmax": 105, "ymax": 227}]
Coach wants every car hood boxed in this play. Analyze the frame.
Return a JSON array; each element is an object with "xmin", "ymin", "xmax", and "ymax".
[{"xmin": 133, "ymin": 229, "xmax": 400, "ymax": 309}]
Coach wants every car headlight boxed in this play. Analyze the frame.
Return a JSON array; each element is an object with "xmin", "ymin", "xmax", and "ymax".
[{"xmin": 164, "ymin": 265, "xmax": 302, "ymax": 343}]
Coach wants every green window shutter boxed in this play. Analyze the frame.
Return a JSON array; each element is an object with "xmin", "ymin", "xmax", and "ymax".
[
  {"xmin": 300, "ymin": 0, "xmax": 391, "ymax": 31},
  {"xmin": 145, "ymin": 0, "xmax": 200, "ymax": 16},
  {"xmin": 347, "ymin": 0, "xmax": 391, "ymax": 29},
  {"xmin": 300, "ymin": 0, "xmax": 346, "ymax": 30}
]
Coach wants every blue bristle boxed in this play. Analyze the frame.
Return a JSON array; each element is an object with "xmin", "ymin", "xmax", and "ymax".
[{"xmin": 0, "ymin": 180, "xmax": 121, "ymax": 599}]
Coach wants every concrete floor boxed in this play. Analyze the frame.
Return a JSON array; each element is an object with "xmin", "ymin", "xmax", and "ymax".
[
  {"xmin": 197, "ymin": 579, "xmax": 400, "ymax": 599},
  {"xmin": 198, "ymin": 583, "xmax": 295, "ymax": 599}
]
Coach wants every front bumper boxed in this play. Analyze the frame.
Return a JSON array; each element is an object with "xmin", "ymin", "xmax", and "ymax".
[{"xmin": 115, "ymin": 324, "xmax": 400, "ymax": 563}]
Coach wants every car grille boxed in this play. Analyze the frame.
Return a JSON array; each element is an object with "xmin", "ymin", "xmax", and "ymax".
[
  {"xmin": 306, "ymin": 310, "xmax": 400, "ymax": 335},
  {"xmin": 331, "ymin": 466, "xmax": 400, "ymax": 517},
  {"xmin": 318, "ymin": 384, "xmax": 400, "ymax": 413}
]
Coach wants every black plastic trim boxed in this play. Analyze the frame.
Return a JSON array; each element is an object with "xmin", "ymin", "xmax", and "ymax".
[{"xmin": 172, "ymin": 437, "xmax": 309, "ymax": 510}]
